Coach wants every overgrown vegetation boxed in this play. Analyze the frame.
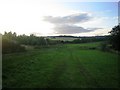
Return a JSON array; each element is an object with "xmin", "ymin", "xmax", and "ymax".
[
  {"xmin": 2, "ymin": 32, "xmax": 61, "ymax": 54},
  {"xmin": 2, "ymin": 32, "xmax": 25, "ymax": 54},
  {"xmin": 97, "ymin": 24, "xmax": 120, "ymax": 53},
  {"xmin": 2, "ymin": 39, "xmax": 25, "ymax": 54}
]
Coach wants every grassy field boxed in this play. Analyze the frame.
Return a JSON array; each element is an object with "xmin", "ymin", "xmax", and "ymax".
[{"xmin": 2, "ymin": 42, "xmax": 119, "ymax": 88}]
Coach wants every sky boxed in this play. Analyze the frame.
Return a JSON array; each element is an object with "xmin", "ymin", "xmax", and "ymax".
[{"xmin": 0, "ymin": 0, "xmax": 119, "ymax": 36}]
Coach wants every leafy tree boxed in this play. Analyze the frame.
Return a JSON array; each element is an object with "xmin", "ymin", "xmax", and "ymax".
[
  {"xmin": 109, "ymin": 25, "xmax": 120, "ymax": 51},
  {"xmin": 2, "ymin": 32, "xmax": 26, "ymax": 54},
  {"xmin": 2, "ymin": 37, "xmax": 25, "ymax": 54},
  {"xmin": 2, "ymin": 31, "xmax": 17, "ymax": 40}
]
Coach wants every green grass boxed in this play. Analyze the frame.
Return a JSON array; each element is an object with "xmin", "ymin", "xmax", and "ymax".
[
  {"xmin": 2, "ymin": 42, "xmax": 119, "ymax": 88},
  {"xmin": 66, "ymin": 42, "xmax": 102, "ymax": 48},
  {"xmin": 48, "ymin": 37, "xmax": 77, "ymax": 41}
]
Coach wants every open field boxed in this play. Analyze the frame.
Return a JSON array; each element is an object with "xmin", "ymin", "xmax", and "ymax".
[
  {"xmin": 2, "ymin": 42, "xmax": 119, "ymax": 88},
  {"xmin": 48, "ymin": 37, "xmax": 77, "ymax": 41}
]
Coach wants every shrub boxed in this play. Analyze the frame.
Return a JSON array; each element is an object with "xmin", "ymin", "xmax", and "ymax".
[
  {"xmin": 89, "ymin": 47, "xmax": 96, "ymax": 50},
  {"xmin": 2, "ymin": 39, "xmax": 26, "ymax": 54},
  {"xmin": 100, "ymin": 42, "xmax": 109, "ymax": 52}
]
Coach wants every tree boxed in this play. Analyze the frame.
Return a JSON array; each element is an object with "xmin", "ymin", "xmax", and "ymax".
[
  {"xmin": 3, "ymin": 31, "xmax": 17, "ymax": 40},
  {"xmin": 109, "ymin": 25, "xmax": 120, "ymax": 51},
  {"xmin": 2, "ymin": 37, "xmax": 25, "ymax": 54},
  {"xmin": 2, "ymin": 32, "xmax": 26, "ymax": 54}
]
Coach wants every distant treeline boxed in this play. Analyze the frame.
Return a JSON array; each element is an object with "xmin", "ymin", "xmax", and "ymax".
[
  {"xmin": 63, "ymin": 36, "xmax": 109, "ymax": 44},
  {"xmin": 48, "ymin": 35, "xmax": 108, "ymax": 39},
  {"xmin": 2, "ymin": 31, "xmax": 108, "ymax": 54},
  {"xmin": 2, "ymin": 24, "xmax": 120, "ymax": 54}
]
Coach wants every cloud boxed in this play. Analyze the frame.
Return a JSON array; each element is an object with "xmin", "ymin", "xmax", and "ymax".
[
  {"xmin": 44, "ymin": 13, "xmax": 103, "ymax": 34},
  {"xmin": 44, "ymin": 13, "xmax": 92, "ymax": 24},
  {"xmin": 54, "ymin": 24, "xmax": 100, "ymax": 34},
  {"xmin": 86, "ymin": 27, "xmax": 103, "ymax": 30}
]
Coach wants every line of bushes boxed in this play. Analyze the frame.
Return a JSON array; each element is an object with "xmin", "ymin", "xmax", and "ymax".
[{"xmin": 2, "ymin": 39, "xmax": 26, "ymax": 54}]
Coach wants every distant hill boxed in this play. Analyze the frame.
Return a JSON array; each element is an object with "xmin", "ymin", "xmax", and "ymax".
[{"xmin": 47, "ymin": 35, "xmax": 109, "ymax": 41}]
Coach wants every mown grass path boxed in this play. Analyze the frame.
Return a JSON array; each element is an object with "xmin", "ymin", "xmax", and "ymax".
[{"xmin": 3, "ymin": 43, "xmax": 119, "ymax": 88}]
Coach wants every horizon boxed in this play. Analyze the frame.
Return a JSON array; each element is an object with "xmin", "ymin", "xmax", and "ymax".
[
  {"xmin": 1, "ymin": 31, "xmax": 109, "ymax": 37},
  {"xmin": 0, "ymin": 0, "xmax": 118, "ymax": 36}
]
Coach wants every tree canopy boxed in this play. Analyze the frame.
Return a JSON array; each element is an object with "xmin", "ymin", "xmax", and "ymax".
[{"xmin": 109, "ymin": 25, "xmax": 120, "ymax": 51}]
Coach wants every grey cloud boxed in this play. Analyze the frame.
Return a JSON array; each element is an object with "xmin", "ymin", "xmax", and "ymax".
[
  {"xmin": 86, "ymin": 28, "xmax": 103, "ymax": 30},
  {"xmin": 43, "ymin": 13, "xmax": 102, "ymax": 34},
  {"xmin": 44, "ymin": 13, "xmax": 92, "ymax": 24},
  {"xmin": 54, "ymin": 25, "xmax": 96, "ymax": 34}
]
